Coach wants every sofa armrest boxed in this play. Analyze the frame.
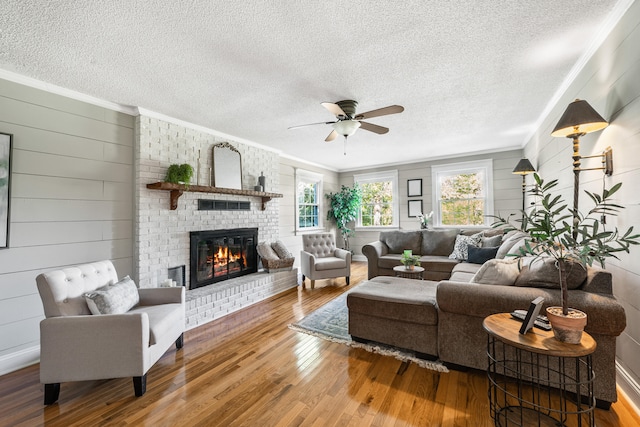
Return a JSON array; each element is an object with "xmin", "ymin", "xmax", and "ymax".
[
  {"xmin": 138, "ymin": 286, "xmax": 185, "ymax": 305},
  {"xmin": 334, "ymin": 248, "xmax": 351, "ymax": 261},
  {"xmin": 299, "ymin": 250, "xmax": 316, "ymax": 277},
  {"xmin": 362, "ymin": 241, "xmax": 388, "ymax": 279},
  {"xmin": 39, "ymin": 313, "xmax": 150, "ymax": 382},
  {"xmin": 437, "ymin": 281, "xmax": 626, "ymax": 336}
]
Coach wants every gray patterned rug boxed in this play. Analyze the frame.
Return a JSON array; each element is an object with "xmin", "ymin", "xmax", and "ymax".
[{"xmin": 289, "ymin": 291, "xmax": 449, "ymax": 373}]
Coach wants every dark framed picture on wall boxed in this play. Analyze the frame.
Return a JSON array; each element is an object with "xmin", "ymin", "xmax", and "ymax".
[
  {"xmin": 408, "ymin": 200, "xmax": 423, "ymax": 218},
  {"xmin": 407, "ymin": 179, "xmax": 422, "ymax": 197},
  {"xmin": 0, "ymin": 133, "xmax": 12, "ymax": 249}
]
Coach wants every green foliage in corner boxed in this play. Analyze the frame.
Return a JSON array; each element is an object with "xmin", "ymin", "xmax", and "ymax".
[{"xmin": 326, "ymin": 184, "xmax": 363, "ymax": 251}]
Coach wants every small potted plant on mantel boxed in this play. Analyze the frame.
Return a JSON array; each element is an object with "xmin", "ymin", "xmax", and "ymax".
[
  {"xmin": 165, "ymin": 164, "xmax": 194, "ymax": 187},
  {"xmin": 493, "ymin": 173, "xmax": 639, "ymax": 343},
  {"xmin": 401, "ymin": 251, "xmax": 421, "ymax": 271}
]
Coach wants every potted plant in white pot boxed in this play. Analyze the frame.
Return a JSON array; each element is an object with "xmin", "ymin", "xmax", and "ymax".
[
  {"xmin": 493, "ymin": 173, "xmax": 639, "ymax": 343},
  {"xmin": 401, "ymin": 252, "xmax": 421, "ymax": 271}
]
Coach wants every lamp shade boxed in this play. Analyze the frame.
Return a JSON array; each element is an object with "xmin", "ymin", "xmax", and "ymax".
[
  {"xmin": 551, "ymin": 99, "xmax": 608, "ymax": 137},
  {"xmin": 333, "ymin": 119, "xmax": 361, "ymax": 137},
  {"xmin": 512, "ymin": 158, "xmax": 536, "ymax": 175}
]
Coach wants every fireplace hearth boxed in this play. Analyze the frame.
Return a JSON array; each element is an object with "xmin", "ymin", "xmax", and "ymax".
[{"xmin": 190, "ymin": 228, "xmax": 258, "ymax": 289}]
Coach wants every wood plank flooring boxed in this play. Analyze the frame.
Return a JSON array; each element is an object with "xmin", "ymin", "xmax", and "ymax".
[{"xmin": 1, "ymin": 262, "xmax": 638, "ymax": 426}]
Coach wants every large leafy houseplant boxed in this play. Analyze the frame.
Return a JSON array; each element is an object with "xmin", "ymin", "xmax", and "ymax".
[
  {"xmin": 493, "ymin": 173, "xmax": 639, "ymax": 342},
  {"xmin": 326, "ymin": 184, "xmax": 363, "ymax": 251}
]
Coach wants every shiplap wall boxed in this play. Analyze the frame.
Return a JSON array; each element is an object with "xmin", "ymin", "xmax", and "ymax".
[
  {"xmin": 339, "ymin": 149, "xmax": 523, "ymax": 256},
  {"xmin": 0, "ymin": 78, "xmax": 134, "ymax": 373},
  {"xmin": 522, "ymin": 1, "xmax": 640, "ymax": 407}
]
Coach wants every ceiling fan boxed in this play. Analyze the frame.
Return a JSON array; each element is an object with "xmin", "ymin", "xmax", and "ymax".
[{"xmin": 288, "ymin": 100, "xmax": 404, "ymax": 154}]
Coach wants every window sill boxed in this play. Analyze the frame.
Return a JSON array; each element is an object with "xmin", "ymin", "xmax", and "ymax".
[{"xmin": 354, "ymin": 226, "xmax": 400, "ymax": 232}]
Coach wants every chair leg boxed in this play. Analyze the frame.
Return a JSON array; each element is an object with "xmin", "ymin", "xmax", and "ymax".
[
  {"xmin": 301, "ymin": 275, "xmax": 305, "ymax": 288},
  {"xmin": 346, "ymin": 276, "xmax": 350, "ymax": 286},
  {"xmin": 133, "ymin": 374, "xmax": 147, "ymax": 397},
  {"xmin": 175, "ymin": 333, "xmax": 184, "ymax": 349},
  {"xmin": 44, "ymin": 383, "xmax": 60, "ymax": 405},
  {"xmin": 311, "ymin": 280, "xmax": 315, "ymax": 289}
]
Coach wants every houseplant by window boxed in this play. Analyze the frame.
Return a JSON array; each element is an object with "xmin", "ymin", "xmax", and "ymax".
[
  {"xmin": 326, "ymin": 184, "xmax": 362, "ymax": 252},
  {"xmin": 492, "ymin": 173, "xmax": 639, "ymax": 343}
]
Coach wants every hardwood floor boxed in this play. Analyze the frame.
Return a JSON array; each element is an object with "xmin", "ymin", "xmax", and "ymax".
[{"xmin": 1, "ymin": 261, "xmax": 638, "ymax": 426}]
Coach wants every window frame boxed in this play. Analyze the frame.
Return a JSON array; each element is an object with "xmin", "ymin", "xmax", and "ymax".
[
  {"xmin": 354, "ymin": 169, "xmax": 399, "ymax": 230},
  {"xmin": 295, "ymin": 169, "xmax": 324, "ymax": 233},
  {"xmin": 431, "ymin": 159, "xmax": 494, "ymax": 227}
]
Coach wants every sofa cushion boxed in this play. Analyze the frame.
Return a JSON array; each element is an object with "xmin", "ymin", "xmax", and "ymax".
[
  {"xmin": 471, "ymin": 258, "xmax": 521, "ymax": 286},
  {"xmin": 420, "ymin": 229, "xmax": 460, "ymax": 256},
  {"xmin": 418, "ymin": 256, "xmax": 461, "ymax": 273},
  {"xmin": 83, "ymin": 276, "xmax": 139, "ymax": 315},
  {"xmin": 128, "ymin": 302, "xmax": 184, "ymax": 346},
  {"xmin": 448, "ymin": 232, "xmax": 482, "ymax": 260},
  {"xmin": 467, "ymin": 245, "xmax": 499, "ymax": 264},
  {"xmin": 514, "ymin": 257, "xmax": 587, "ymax": 290},
  {"xmin": 380, "ymin": 230, "xmax": 422, "ymax": 254},
  {"xmin": 314, "ymin": 256, "xmax": 347, "ymax": 271},
  {"xmin": 496, "ymin": 231, "xmax": 528, "ymax": 259},
  {"xmin": 449, "ymin": 262, "xmax": 481, "ymax": 282}
]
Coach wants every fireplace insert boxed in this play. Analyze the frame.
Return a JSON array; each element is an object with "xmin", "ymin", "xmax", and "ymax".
[{"xmin": 189, "ymin": 228, "xmax": 258, "ymax": 289}]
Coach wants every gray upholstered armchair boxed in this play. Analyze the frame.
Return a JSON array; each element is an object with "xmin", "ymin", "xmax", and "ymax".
[
  {"xmin": 36, "ymin": 260, "xmax": 185, "ymax": 404},
  {"xmin": 300, "ymin": 233, "xmax": 351, "ymax": 289}
]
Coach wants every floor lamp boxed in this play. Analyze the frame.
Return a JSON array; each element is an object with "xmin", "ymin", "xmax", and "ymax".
[{"xmin": 551, "ymin": 99, "xmax": 612, "ymax": 238}]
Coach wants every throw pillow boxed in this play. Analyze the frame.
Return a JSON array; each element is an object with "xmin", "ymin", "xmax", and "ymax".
[
  {"xmin": 257, "ymin": 242, "xmax": 279, "ymax": 261},
  {"xmin": 514, "ymin": 257, "xmax": 587, "ymax": 290},
  {"xmin": 481, "ymin": 235, "xmax": 502, "ymax": 248},
  {"xmin": 271, "ymin": 240, "xmax": 293, "ymax": 259},
  {"xmin": 495, "ymin": 231, "xmax": 528, "ymax": 259},
  {"xmin": 84, "ymin": 276, "xmax": 139, "ymax": 315},
  {"xmin": 467, "ymin": 245, "xmax": 499, "ymax": 264},
  {"xmin": 471, "ymin": 258, "xmax": 521, "ymax": 286},
  {"xmin": 448, "ymin": 232, "xmax": 482, "ymax": 260}
]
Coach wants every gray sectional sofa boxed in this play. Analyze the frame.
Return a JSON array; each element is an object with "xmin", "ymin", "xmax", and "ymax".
[{"xmin": 355, "ymin": 228, "xmax": 626, "ymax": 408}]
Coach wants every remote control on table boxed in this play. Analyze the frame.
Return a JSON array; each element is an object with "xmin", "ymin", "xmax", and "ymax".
[{"xmin": 510, "ymin": 309, "xmax": 552, "ymax": 331}]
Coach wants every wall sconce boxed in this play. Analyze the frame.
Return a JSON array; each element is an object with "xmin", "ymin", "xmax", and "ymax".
[
  {"xmin": 512, "ymin": 158, "xmax": 536, "ymax": 216},
  {"xmin": 551, "ymin": 99, "xmax": 611, "ymax": 236}
]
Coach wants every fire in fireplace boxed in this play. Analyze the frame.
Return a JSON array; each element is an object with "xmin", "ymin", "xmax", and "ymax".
[{"xmin": 190, "ymin": 228, "xmax": 258, "ymax": 289}]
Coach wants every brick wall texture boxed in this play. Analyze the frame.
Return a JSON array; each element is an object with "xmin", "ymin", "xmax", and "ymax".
[{"xmin": 135, "ymin": 115, "xmax": 296, "ymax": 325}]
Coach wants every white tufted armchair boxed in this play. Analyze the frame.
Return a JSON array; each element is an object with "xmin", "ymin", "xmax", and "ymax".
[
  {"xmin": 300, "ymin": 233, "xmax": 351, "ymax": 289},
  {"xmin": 36, "ymin": 260, "xmax": 185, "ymax": 404}
]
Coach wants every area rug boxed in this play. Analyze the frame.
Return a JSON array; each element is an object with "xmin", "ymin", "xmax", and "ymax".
[{"xmin": 289, "ymin": 291, "xmax": 449, "ymax": 373}]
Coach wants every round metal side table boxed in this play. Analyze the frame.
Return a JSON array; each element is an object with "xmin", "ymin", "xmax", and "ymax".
[{"xmin": 483, "ymin": 313, "xmax": 596, "ymax": 427}]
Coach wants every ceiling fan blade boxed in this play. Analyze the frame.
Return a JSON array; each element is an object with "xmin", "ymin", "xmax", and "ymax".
[
  {"xmin": 355, "ymin": 105, "xmax": 404, "ymax": 120},
  {"xmin": 325, "ymin": 130, "xmax": 338, "ymax": 142},
  {"xmin": 288, "ymin": 121, "xmax": 335, "ymax": 130},
  {"xmin": 359, "ymin": 121, "xmax": 389, "ymax": 134},
  {"xmin": 321, "ymin": 102, "xmax": 347, "ymax": 117}
]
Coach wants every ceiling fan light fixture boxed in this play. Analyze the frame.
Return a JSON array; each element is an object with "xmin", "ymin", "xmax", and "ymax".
[{"xmin": 332, "ymin": 119, "xmax": 361, "ymax": 137}]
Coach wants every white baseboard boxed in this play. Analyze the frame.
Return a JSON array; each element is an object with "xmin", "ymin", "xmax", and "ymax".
[
  {"xmin": 353, "ymin": 255, "xmax": 367, "ymax": 262},
  {"xmin": 0, "ymin": 346, "xmax": 40, "ymax": 377},
  {"xmin": 617, "ymin": 362, "xmax": 640, "ymax": 416}
]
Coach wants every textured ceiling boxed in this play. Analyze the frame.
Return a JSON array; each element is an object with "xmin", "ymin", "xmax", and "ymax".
[{"xmin": 0, "ymin": 1, "xmax": 626, "ymax": 171}]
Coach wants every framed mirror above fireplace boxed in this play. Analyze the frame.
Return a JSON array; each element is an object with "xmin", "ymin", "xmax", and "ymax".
[{"xmin": 212, "ymin": 142, "xmax": 242, "ymax": 190}]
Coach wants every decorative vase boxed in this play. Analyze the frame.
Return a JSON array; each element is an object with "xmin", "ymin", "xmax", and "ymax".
[
  {"xmin": 405, "ymin": 265, "xmax": 415, "ymax": 271},
  {"xmin": 546, "ymin": 306, "xmax": 587, "ymax": 344},
  {"xmin": 258, "ymin": 172, "xmax": 266, "ymax": 190}
]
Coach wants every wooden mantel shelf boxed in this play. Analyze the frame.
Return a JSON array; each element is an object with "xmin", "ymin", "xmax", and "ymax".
[{"xmin": 146, "ymin": 182, "xmax": 283, "ymax": 211}]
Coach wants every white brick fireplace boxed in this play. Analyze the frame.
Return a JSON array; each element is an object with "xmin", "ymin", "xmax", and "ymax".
[{"xmin": 134, "ymin": 114, "xmax": 297, "ymax": 327}]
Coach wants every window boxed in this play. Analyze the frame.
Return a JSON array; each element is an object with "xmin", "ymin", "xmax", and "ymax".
[
  {"xmin": 432, "ymin": 160, "xmax": 493, "ymax": 227},
  {"xmin": 354, "ymin": 170, "xmax": 399, "ymax": 228},
  {"xmin": 296, "ymin": 169, "xmax": 323, "ymax": 231}
]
